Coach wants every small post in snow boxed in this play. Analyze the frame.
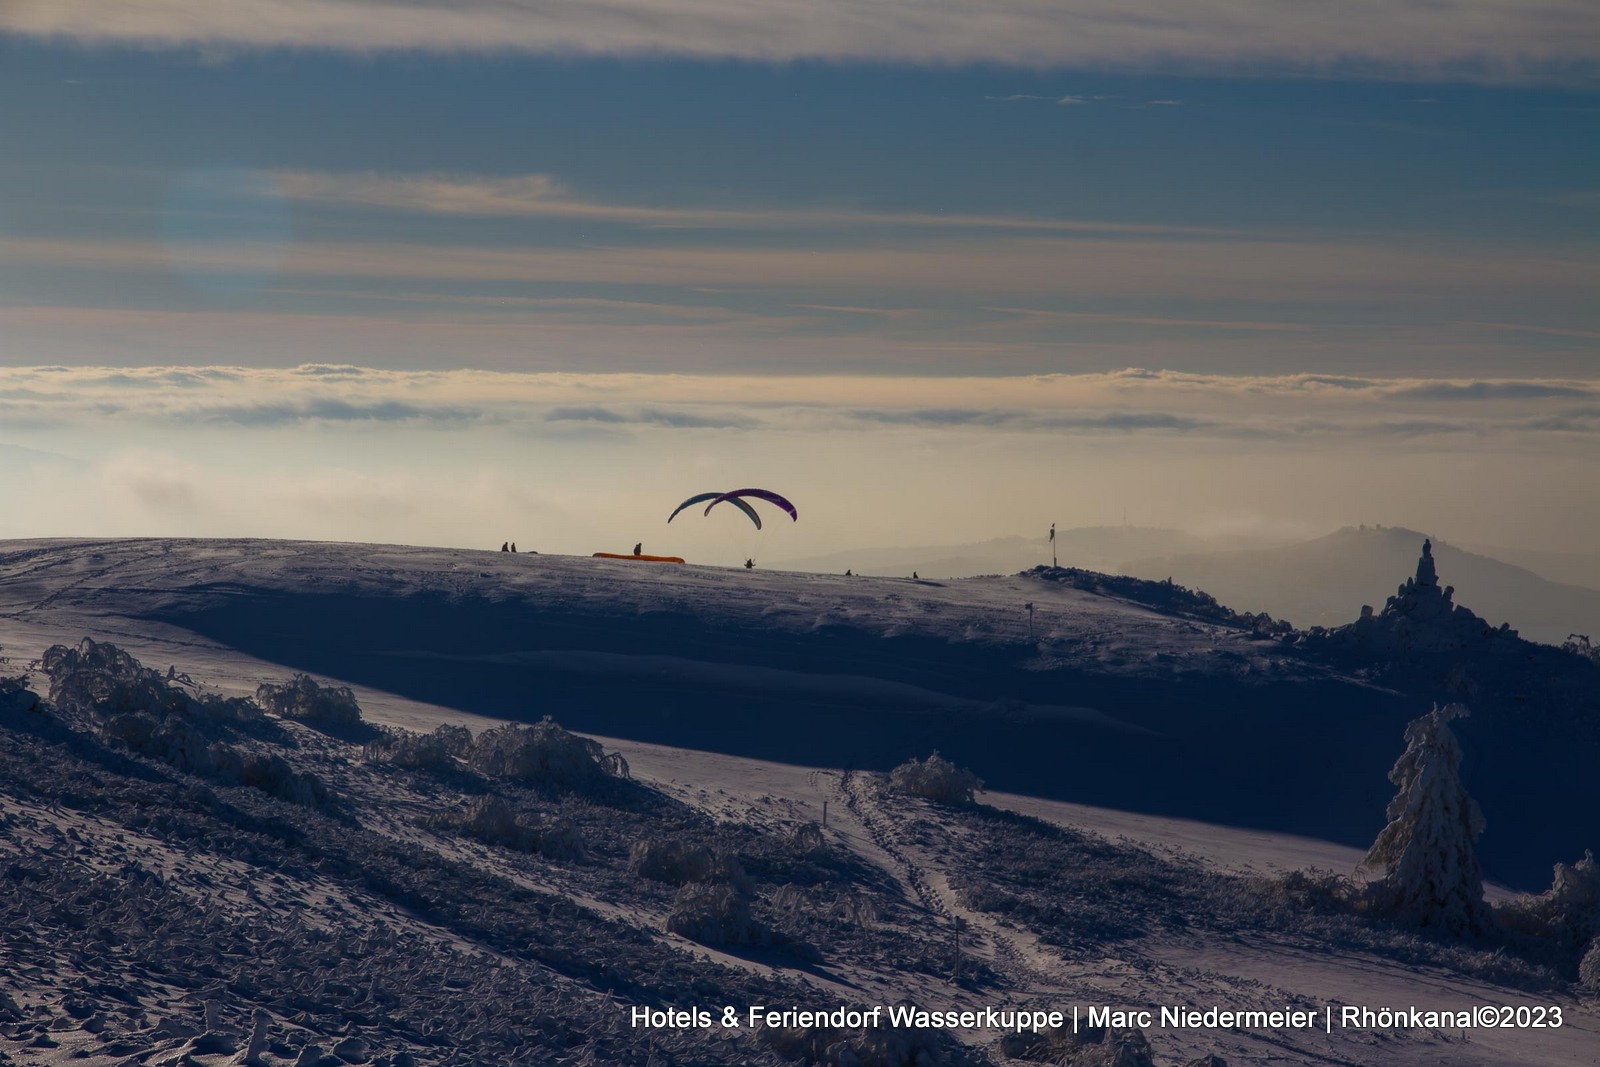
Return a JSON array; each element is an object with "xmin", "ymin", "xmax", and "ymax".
[{"xmin": 1025, "ymin": 602, "xmax": 1035, "ymax": 639}]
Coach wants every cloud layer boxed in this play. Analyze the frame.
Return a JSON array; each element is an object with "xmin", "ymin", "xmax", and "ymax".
[
  {"xmin": 2, "ymin": 364, "xmax": 1595, "ymax": 442},
  {"xmin": 8, "ymin": 1, "xmax": 1599, "ymax": 81}
]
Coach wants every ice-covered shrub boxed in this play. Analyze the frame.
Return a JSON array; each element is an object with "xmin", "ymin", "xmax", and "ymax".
[
  {"xmin": 1580, "ymin": 938, "xmax": 1600, "ymax": 992},
  {"xmin": 467, "ymin": 717, "xmax": 628, "ymax": 787},
  {"xmin": 664, "ymin": 882, "xmax": 763, "ymax": 947},
  {"xmin": 0, "ymin": 647, "xmax": 38, "ymax": 715},
  {"xmin": 757, "ymin": 1000, "xmax": 978, "ymax": 1067},
  {"xmin": 194, "ymin": 693, "xmax": 264, "ymax": 725},
  {"xmin": 214, "ymin": 746, "xmax": 329, "ymax": 808},
  {"xmin": 364, "ymin": 724, "xmax": 471, "ymax": 771},
  {"xmin": 255, "ymin": 674, "xmax": 364, "ymax": 731},
  {"xmin": 629, "ymin": 839, "xmax": 749, "ymax": 890},
  {"xmin": 1498, "ymin": 850, "xmax": 1600, "ymax": 973},
  {"xmin": 1000, "ymin": 1025, "xmax": 1157, "ymax": 1067},
  {"xmin": 428, "ymin": 796, "xmax": 587, "ymax": 860},
  {"xmin": 430, "ymin": 795, "xmax": 535, "ymax": 850},
  {"xmin": 771, "ymin": 884, "xmax": 877, "ymax": 928},
  {"xmin": 889, "ymin": 752, "xmax": 983, "ymax": 804},
  {"xmin": 45, "ymin": 640, "xmax": 268, "ymax": 732},
  {"xmin": 537, "ymin": 818, "xmax": 586, "ymax": 862},
  {"xmin": 786, "ymin": 822, "xmax": 826, "ymax": 859},
  {"xmin": 44, "ymin": 639, "xmax": 194, "ymax": 721},
  {"xmin": 1561, "ymin": 633, "xmax": 1599, "ymax": 666},
  {"xmin": 98, "ymin": 711, "xmax": 328, "ymax": 808},
  {"xmin": 101, "ymin": 711, "xmax": 210, "ymax": 773}
]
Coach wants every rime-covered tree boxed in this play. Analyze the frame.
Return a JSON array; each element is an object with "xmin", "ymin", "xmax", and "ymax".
[{"xmin": 1362, "ymin": 703, "xmax": 1491, "ymax": 935}]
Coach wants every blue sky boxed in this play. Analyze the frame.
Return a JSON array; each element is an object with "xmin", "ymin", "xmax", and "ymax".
[{"xmin": 0, "ymin": 3, "xmax": 1596, "ymax": 557}]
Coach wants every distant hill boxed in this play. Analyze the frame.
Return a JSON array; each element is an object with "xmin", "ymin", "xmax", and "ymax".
[
  {"xmin": 1462, "ymin": 543, "xmax": 1600, "ymax": 595},
  {"xmin": 771, "ymin": 526, "xmax": 1232, "ymax": 579},
  {"xmin": 1126, "ymin": 525, "xmax": 1600, "ymax": 646}
]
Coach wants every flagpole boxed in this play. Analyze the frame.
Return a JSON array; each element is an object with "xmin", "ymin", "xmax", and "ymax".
[{"xmin": 1050, "ymin": 523, "xmax": 1056, "ymax": 569}]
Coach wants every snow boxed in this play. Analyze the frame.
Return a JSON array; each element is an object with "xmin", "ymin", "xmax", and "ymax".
[{"xmin": 2, "ymin": 537, "xmax": 1597, "ymax": 1066}]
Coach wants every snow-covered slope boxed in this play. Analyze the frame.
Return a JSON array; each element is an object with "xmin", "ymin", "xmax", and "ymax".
[
  {"xmin": 2, "ymin": 537, "xmax": 1597, "ymax": 1066},
  {"xmin": 0, "ymin": 536, "xmax": 1592, "ymax": 887}
]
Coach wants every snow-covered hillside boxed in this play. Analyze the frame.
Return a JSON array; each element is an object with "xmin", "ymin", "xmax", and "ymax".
[
  {"xmin": 0, "ymin": 537, "xmax": 1592, "ymax": 887},
  {"xmin": 2, "ymin": 537, "xmax": 1597, "ymax": 1066}
]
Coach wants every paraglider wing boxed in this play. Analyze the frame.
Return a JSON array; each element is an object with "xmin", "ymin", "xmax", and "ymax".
[
  {"xmin": 668, "ymin": 492, "xmax": 762, "ymax": 529},
  {"xmin": 703, "ymin": 488, "xmax": 798, "ymax": 522},
  {"xmin": 667, "ymin": 492, "xmax": 722, "ymax": 523},
  {"xmin": 726, "ymin": 497, "xmax": 763, "ymax": 530}
]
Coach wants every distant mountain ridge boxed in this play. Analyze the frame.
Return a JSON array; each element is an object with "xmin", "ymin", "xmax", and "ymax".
[{"xmin": 1124, "ymin": 525, "xmax": 1600, "ymax": 646}]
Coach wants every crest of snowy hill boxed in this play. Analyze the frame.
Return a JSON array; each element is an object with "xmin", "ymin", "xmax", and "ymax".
[{"xmin": 0, "ymin": 537, "xmax": 1593, "ymax": 889}]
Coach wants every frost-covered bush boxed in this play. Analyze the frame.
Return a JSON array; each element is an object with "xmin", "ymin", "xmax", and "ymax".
[
  {"xmin": 467, "ymin": 717, "xmax": 628, "ymax": 786},
  {"xmin": 1361, "ymin": 704, "xmax": 1491, "ymax": 935},
  {"xmin": 98, "ymin": 711, "xmax": 328, "ymax": 808},
  {"xmin": 101, "ymin": 711, "xmax": 210, "ymax": 773},
  {"xmin": 889, "ymin": 752, "xmax": 983, "ymax": 804},
  {"xmin": 664, "ymin": 882, "xmax": 763, "ymax": 947},
  {"xmin": 786, "ymin": 821, "xmax": 826, "ymax": 859},
  {"xmin": 430, "ymin": 795, "xmax": 536, "ymax": 850},
  {"xmin": 537, "ymin": 818, "xmax": 586, "ymax": 862},
  {"xmin": 428, "ymin": 796, "xmax": 587, "ymax": 860},
  {"xmin": 1580, "ymin": 939, "xmax": 1600, "ymax": 992},
  {"xmin": 209, "ymin": 745, "xmax": 329, "ymax": 808},
  {"xmin": 44, "ymin": 639, "xmax": 195, "ymax": 721},
  {"xmin": 757, "ymin": 1000, "xmax": 979, "ymax": 1067},
  {"xmin": 194, "ymin": 693, "xmax": 265, "ymax": 725},
  {"xmin": 0, "ymin": 647, "xmax": 38, "ymax": 714},
  {"xmin": 44, "ymin": 640, "xmax": 268, "ymax": 732},
  {"xmin": 1498, "ymin": 851, "xmax": 1600, "ymax": 968},
  {"xmin": 1000, "ymin": 1025, "xmax": 1158, "ymax": 1067},
  {"xmin": 771, "ymin": 884, "xmax": 877, "ymax": 928},
  {"xmin": 1561, "ymin": 634, "xmax": 1600, "ymax": 666},
  {"xmin": 364, "ymin": 724, "xmax": 472, "ymax": 771},
  {"xmin": 629, "ymin": 839, "xmax": 749, "ymax": 890},
  {"xmin": 255, "ymin": 674, "xmax": 364, "ymax": 730}
]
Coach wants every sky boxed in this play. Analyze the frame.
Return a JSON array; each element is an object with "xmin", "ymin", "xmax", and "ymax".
[{"xmin": 0, "ymin": 2, "xmax": 1597, "ymax": 562}]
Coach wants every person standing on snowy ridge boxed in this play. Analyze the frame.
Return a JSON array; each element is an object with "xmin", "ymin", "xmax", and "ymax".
[
  {"xmin": 634, "ymin": 542, "xmax": 643, "ymax": 556},
  {"xmin": 501, "ymin": 542, "xmax": 509, "ymax": 552}
]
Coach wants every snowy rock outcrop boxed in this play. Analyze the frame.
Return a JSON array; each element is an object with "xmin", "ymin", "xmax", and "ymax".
[
  {"xmin": 1361, "ymin": 703, "xmax": 1491, "ymax": 935},
  {"xmin": 1339, "ymin": 539, "xmax": 1517, "ymax": 653}
]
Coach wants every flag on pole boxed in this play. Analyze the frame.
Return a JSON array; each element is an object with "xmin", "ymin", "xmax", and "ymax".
[{"xmin": 1049, "ymin": 523, "xmax": 1055, "ymax": 543}]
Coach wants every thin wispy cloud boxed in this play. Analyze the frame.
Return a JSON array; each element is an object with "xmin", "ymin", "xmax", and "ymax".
[
  {"xmin": 271, "ymin": 170, "xmax": 1212, "ymax": 235},
  {"xmin": 5, "ymin": 232, "xmax": 1592, "ymax": 306},
  {"xmin": 5, "ymin": 1, "xmax": 1596, "ymax": 82}
]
